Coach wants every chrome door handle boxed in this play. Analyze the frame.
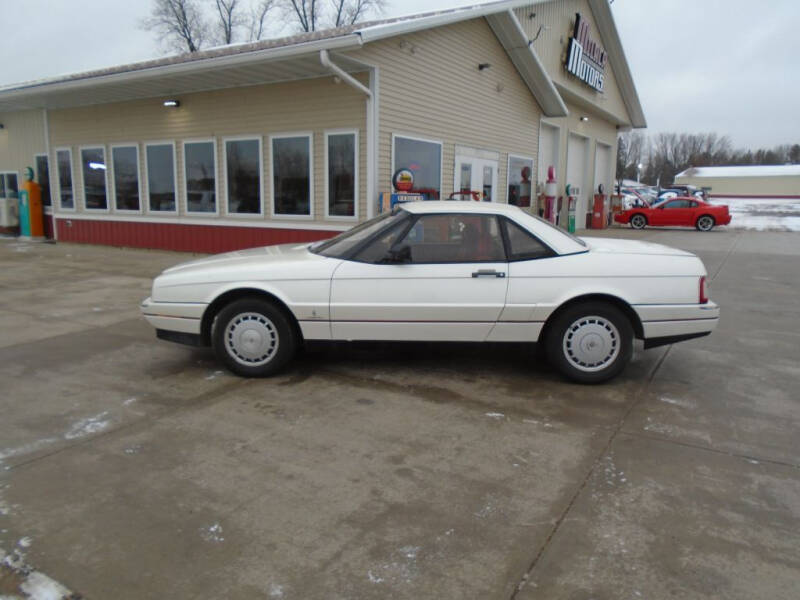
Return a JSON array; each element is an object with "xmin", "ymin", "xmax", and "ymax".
[{"xmin": 472, "ymin": 270, "xmax": 506, "ymax": 278}]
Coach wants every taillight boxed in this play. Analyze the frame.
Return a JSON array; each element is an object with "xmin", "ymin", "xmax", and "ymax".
[{"xmin": 699, "ymin": 276, "xmax": 708, "ymax": 304}]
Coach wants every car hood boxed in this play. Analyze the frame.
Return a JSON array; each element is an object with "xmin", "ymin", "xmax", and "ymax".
[
  {"xmin": 162, "ymin": 243, "xmax": 316, "ymax": 275},
  {"xmin": 579, "ymin": 237, "xmax": 695, "ymax": 257}
]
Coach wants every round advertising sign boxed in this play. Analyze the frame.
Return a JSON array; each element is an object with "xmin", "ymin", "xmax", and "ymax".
[{"xmin": 392, "ymin": 168, "xmax": 415, "ymax": 192}]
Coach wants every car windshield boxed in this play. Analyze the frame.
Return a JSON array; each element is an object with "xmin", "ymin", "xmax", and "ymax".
[{"xmin": 310, "ymin": 209, "xmax": 410, "ymax": 258}]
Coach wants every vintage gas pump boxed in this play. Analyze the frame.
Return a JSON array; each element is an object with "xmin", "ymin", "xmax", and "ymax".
[
  {"xmin": 591, "ymin": 184, "xmax": 608, "ymax": 229},
  {"xmin": 566, "ymin": 184, "xmax": 577, "ymax": 233},
  {"xmin": 19, "ymin": 167, "xmax": 44, "ymax": 240},
  {"xmin": 544, "ymin": 166, "xmax": 557, "ymax": 224}
]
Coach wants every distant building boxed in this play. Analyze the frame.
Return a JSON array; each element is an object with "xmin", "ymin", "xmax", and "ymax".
[
  {"xmin": 0, "ymin": 0, "xmax": 645, "ymax": 251},
  {"xmin": 674, "ymin": 165, "xmax": 800, "ymax": 199}
]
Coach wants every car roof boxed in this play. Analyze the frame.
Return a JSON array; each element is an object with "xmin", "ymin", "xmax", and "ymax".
[{"xmin": 399, "ymin": 200, "xmax": 524, "ymax": 215}]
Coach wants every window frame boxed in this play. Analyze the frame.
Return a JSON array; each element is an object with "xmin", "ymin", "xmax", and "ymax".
[
  {"xmin": 0, "ymin": 170, "xmax": 20, "ymax": 201},
  {"xmin": 34, "ymin": 153, "xmax": 52, "ymax": 208},
  {"xmin": 324, "ymin": 129, "xmax": 359, "ymax": 221},
  {"xmin": 506, "ymin": 153, "xmax": 535, "ymax": 206},
  {"xmin": 110, "ymin": 143, "xmax": 142, "ymax": 214},
  {"xmin": 391, "ymin": 133, "xmax": 443, "ymax": 200},
  {"xmin": 222, "ymin": 135, "xmax": 264, "ymax": 218},
  {"xmin": 498, "ymin": 216, "xmax": 557, "ymax": 262},
  {"xmin": 270, "ymin": 132, "xmax": 314, "ymax": 220},
  {"xmin": 183, "ymin": 138, "xmax": 219, "ymax": 217},
  {"xmin": 78, "ymin": 144, "xmax": 110, "ymax": 213},
  {"xmin": 143, "ymin": 141, "xmax": 178, "ymax": 215},
  {"xmin": 54, "ymin": 147, "xmax": 75, "ymax": 212}
]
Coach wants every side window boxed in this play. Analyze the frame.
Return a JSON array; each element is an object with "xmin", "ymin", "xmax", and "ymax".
[
  {"xmin": 501, "ymin": 218, "xmax": 553, "ymax": 260},
  {"xmin": 396, "ymin": 214, "xmax": 505, "ymax": 263},
  {"xmin": 664, "ymin": 201, "xmax": 681, "ymax": 209},
  {"xmin": 352, "ymin": 220, "xmax": 411, "ymax": 264}
]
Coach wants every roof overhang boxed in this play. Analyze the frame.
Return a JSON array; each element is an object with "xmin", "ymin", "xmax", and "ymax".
[
  {"xmin": 0, "ymin": 35, "xmax": 365, "ymax": 112},
  {"xmin": 486, "ymin": 10, "xmax": 568, "ymax": 118},
  {"xmin": 588, "ymin": 0, "xmax": 646, "ymax": 128}
]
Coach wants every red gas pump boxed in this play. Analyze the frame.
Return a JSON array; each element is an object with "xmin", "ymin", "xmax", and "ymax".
[{"xmin": 591, "ymin": 184, "xmax": 609, "ymax": 229}]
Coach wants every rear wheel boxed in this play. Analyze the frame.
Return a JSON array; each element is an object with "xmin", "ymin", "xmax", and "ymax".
[
  {"xmin": 696, "ymin": 215, "xmax": 715, "ymax": 231},
  {"xmin": 630, "ymin": 214, "xmax": 647, "ymax": 229},
  {"xmin": 546, "ymin": 302, "xmax": 633, "ymax": 384},
  {"xmin": 212, "ymin": 298, "xmax": 297, "ymax": 377}
]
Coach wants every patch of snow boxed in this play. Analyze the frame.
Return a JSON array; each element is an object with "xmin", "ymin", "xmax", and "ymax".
[
  {"xmin": 367, "ymin": 570, "xmax": 384, "ymax": 584},
  {"xmin": 0, "ymin": 438, "xmax": 59, "ymax": 465},
  {"xmin": 17, "ymin": 537, "xmax": 32, "ymax": 548},
  {"xmin": 484, "ymin": 412, "xmax": 505, "ymax": 419},
  {"xmin": 658, "ymin": 396, "xmax": 695, "ymax": 409},
  {"xmin": 205, "ymin": 370, "xmax": 224, "ymax": 381},
  {"xmin": 123, "ymin": 397, "xmax": 138, "ymax": 406},
  {"xmin": 200, "ymin": 523, "xmax": 225, "ymax": 543},
  {"xmin": 64, "ymin": 412, "xmax": 110, "ymax": 440},
  {"xmin": 708, "ymin": 197, "xmax": 800, "ymax": 231},
  {"xmin": 19, "ymin": 571, "xmax": 73, "ymax": 600},
  {"xmin": 269, "ymin": 583, "xmax": 284, "ymax": 598}
]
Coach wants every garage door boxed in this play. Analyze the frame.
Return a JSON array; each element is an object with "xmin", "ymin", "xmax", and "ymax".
[
  {"xmin": 566, "ymin": 134, "xmax": 588, "ymax": 225},
  {"xmin": 594, "ymin": 143, "xmax": 612, "ymax": 196},
  {"xmin": 538, "ymin": 123, "xmax": 559, "ymax": 188}
]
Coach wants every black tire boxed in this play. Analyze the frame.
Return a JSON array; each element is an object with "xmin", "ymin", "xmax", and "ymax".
[
  {"xmin": 695, "ymin": 215, "xmax": 715, "ymax": 232},
  {"xmin": 630, "ymin": 214, "xmax": 647, "ymax": 230},
  {"xmin": 212, "ymin": 298, "xmax": 297, "ymax": 377},
  {"xmin": 545, "ymin": 302, "xmax": 634, "ymax": 384}
]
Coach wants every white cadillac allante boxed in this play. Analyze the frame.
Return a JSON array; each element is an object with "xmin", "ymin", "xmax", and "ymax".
[{"xmin": 141, "ymin": 202, "xmax": 719, "ymax": 383}]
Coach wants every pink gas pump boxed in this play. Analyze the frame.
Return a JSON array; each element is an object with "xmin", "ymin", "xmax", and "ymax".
[{"xmin": 544, "ymin": 166, "xmax": 557, "ymax": 224}]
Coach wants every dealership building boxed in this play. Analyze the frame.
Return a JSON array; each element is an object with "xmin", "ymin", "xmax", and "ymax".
[{"xmin": 0, "ymin": 0, "xmax": 645, "ymax": 252}]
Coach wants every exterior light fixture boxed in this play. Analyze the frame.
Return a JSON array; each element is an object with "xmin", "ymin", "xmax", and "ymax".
[
  {"xmin": 0, "ymin": 123, "xmax": 4, "ymax": 129},
  {"xmin": 580, "ymin": 116, "xmax": 589, "ymax": 122},
  {"xmin": 478, "ymin": 63, "xmax": 491, "ymax": 70},
  {"xmin": 163, "ymin": 100, "xmax": 180, "ymax": 108}
]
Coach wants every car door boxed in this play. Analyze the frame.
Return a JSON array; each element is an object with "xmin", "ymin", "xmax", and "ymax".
[
  {"xmin": 330, "ymin": 212, "xmax": 509, "ymax": 341},
  {"xmin": 652, "ymin": 199, "xmax": 685, "ymax": 226}
]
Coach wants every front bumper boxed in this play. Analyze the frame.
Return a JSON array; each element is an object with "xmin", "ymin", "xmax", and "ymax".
[{"xmin": 140, "ymin": 297, "xmax": 205, "ymax": 335}]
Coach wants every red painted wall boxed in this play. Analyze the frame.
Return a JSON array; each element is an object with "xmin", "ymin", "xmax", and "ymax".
[{"xmin": 55, "ymin": 218, "xmax": 339, "ymax": 253}]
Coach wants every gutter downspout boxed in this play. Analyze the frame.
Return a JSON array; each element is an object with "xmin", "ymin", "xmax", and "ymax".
[{"xmin": 320, "ymin": 49, "xmax": 376, "ymax": 219}]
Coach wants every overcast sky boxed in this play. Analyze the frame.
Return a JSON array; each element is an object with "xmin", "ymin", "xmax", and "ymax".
[{"xmin": 1, "ymin": 0, "xmax": 798, "ymax": 150}]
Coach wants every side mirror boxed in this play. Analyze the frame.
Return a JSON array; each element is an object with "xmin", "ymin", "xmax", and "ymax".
[{"xmin": 384, "ymin": 244, "xmax": 411, "ymax": 264}]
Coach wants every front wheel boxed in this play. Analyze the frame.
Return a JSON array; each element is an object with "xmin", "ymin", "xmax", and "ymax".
[
  {"xmin": 630, "ymin": 214, "xmax": 647, "ymax": 229},
  {"xmin": 696, "ymin": 215, "xmax": 715, "ymax": 231},
  {"xmin": 212, "ymin": 298, "xmax": 297, "ymax": 377},
  {"xmin": 545, "ymin": 303, "xmax": 633, "ymax": 384}
]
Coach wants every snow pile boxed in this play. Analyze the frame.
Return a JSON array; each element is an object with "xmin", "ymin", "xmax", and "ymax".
[{"xmin": 709, "ymin": 197, "xmax": 800, "ymax": 231}]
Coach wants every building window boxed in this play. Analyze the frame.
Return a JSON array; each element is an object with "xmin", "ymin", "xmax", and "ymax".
[
  {"xmin": 145, "ymin": 143, "xmax": 176, "ymax": 212},
  {"xmin": 111, "ymin": 145, "xmax": 140, "ymax": 211},
  {"xmin": 326, "ymin": 131, "xmax": 357, "ymax": 218},
  {"xmin": 507, "ymin": 155, "xmax": 534, "ymax": 207},
  {"xmin": 393, "ymin": 135, "xmax": 442, "ymax": 200},
  {"xmin": 0, "ymin": 172, "xmax": 19, "ymax": 201},
  {"xmin": 272, "ymin": 134, "xmax": 312, "ymax": 217},
  {"xmin": 224, "ymin": 138, "xmax": 261, "ymax": 215},
  {"xmin": 80, "ymin": 146, "xmax": 108, "ymax": 210},
  {"xmin": 56, "ymin": 149, "xmax": 74, "ymax": 209},
  {"xmin": 35, "ymin": 154, "xmax": 51, "ymax": 206},
  {"xmin": 184, "ymin": 140, "xmax": 217, "ymax": 214}
]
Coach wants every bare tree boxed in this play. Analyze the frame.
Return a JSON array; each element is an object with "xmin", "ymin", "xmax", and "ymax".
[
  {"xmin": 141, "ymin": 0, "xmax": 208, "ymax": 53},
  {"xmin": 249, "ymin": 0, "xmax": 277, "ymax": 40},
  {"xmin": 331, "ymin": 0, "xmax": 385, "ymax": 27},
  {"xmin": 214, "ymin": 0, "xmax": 242, "ymax": 44},
  {"xmin": 286, "ymin": 0, "xmax": 318, "ymax": 32}
]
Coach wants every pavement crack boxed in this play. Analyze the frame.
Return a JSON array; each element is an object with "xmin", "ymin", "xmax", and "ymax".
[
  {"xmin": 711, "ymin": 231, "xmax": 742, "ymax": 281},
  {"xmin": 508, "ymin": 345, "xmax": 672, "ymax": 599}
]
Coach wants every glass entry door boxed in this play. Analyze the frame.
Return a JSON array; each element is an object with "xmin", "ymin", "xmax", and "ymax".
[{"xmin": 453, "ymin": 155, "xmax": 498, "ymax": 202}]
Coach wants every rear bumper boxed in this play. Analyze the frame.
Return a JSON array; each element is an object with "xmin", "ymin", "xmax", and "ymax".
[
  {"xmin": 140, "ymin": 297, "xmax": 205, "ymax": 335},
  {"xmin": 635, "ymin": 301, "xmax": 719, "ymax": 343}
]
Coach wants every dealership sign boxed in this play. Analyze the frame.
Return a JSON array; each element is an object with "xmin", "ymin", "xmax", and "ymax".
[{"xmin": 565, "ymin": 13, "xmax": 607, "ymax": 92}]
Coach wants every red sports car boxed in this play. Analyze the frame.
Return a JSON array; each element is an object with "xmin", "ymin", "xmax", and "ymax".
[{"xmin": 614, "ymin": 196, "xmax": 732, "ymax": 231}]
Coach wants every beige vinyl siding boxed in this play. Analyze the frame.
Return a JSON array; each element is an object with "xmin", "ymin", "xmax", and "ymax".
[
  {"xmin": 517, "ymin": 0, "xmax": 631, "ymax": 126},
  {"xmin": 673, "ymin": 175, "xmax": 800, "ymax": 197},
  {"xmin": 352, "ymin": 17, "xmax": 542, "ymax": 201},
  {"xmin": 0, "ymin": 109, "xmax": 46, "ymax": 185},
  {"xmin": 48, "ymin": 76, "xmax": 368, "ymax": 222}
]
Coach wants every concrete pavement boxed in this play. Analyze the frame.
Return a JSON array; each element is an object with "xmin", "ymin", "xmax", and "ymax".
[{"xmin": 0, "ymin": 228, "xmax": 798, "ymax": 599}]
